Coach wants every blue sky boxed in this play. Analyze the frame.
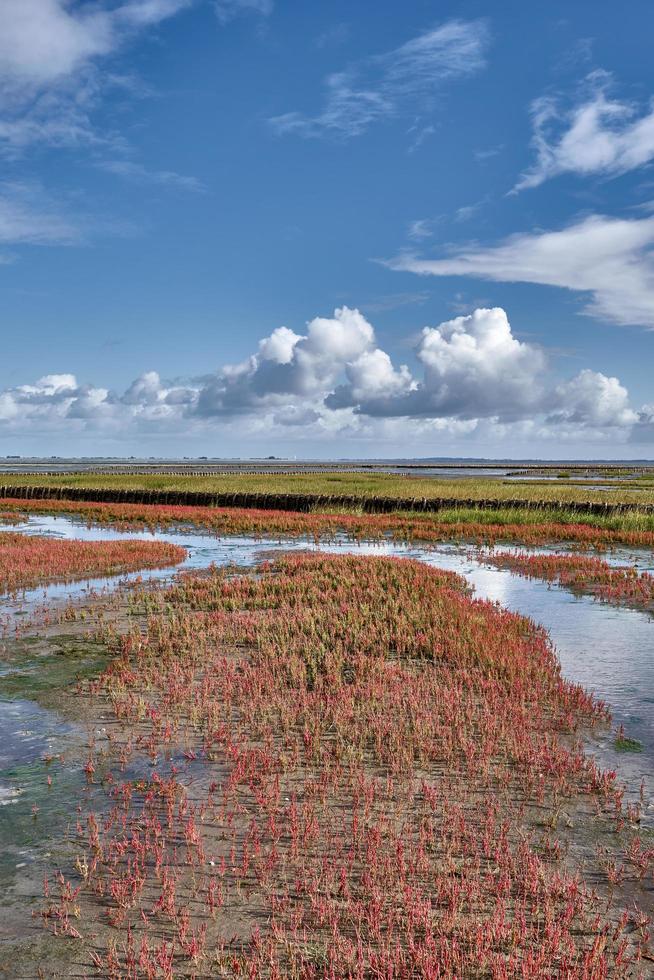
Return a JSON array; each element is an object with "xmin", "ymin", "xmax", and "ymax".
[{"xmin": 1, "ymin": 0, "xmax": 654, "ymax": 458}]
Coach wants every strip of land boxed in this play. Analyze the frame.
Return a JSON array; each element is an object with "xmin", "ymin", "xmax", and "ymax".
[
  {"xmin": 3, "ymin": 495, "xmax": 654, "ymax": 543},
  {"xmin": 2, "ymin": 470, "xmax": 654, "ymax": 508},
  {"xmin": 479, "ymin": 550, "xmax": 654, "ymax": 613},
  {"xmin": 0, "ymin": 532, "xmax": 186, "ymax": 594}
]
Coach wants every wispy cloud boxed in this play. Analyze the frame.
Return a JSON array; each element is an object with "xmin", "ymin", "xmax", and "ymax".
[
  {"xmin": 407, "ymin": 219, "xmax": 436, "ymax": 241},
  {"xmin": 454, "ymin": 198, "xmax": 488, "ymax": 222},
  {"xmin": 315, "ymin": 23, "xmax": 351, "ymax": 50},
  {"xmin": 0, "ymin": 181, "xmax": 82, "ymax": 245},
  {"xmin": 0, "ymin": 0, "xmax": 194, "ymax": 158},
  {"xmin": 514, "ymin": 71, "xmax": 654, "ymax": 191},
  {"xmin": 269, "ymin": 20, "xmax": 489, "ymax": 141},
  {"xmin": 0, "ymin": 73, "xmax": 122, "ymax": 158},
  {"xmin": 407, "ymin": 121, "xmax": 435, "ymax": 153},
  {"xmin": 98, "ymin": 159, "xmax": 205, "ymax": 192},
  {"xmin": 552, "ymin": 36, "xmax": 595, "ymax": 75},
  {"xmin": 386, "ymin": 213, "xmax": 654, "ymax": 329},
  {"xmin": 0, "ymin": 0, "xmax": 206, "ymax": 250},
  {"xmin": 213, "ymin": 0, "xmax": 273, "ymax": 24},
  {"xmin": 0, "ymin": 0, "xmax": 193, "ymax": 97},
  {"xmin": 474, "ymin": 144, "xmax": 503, "ymax": 162},
  {"xmin": 271, "ymin": 73, "xmax": 390, "ymax": 140},
  {"xmin": 360, "ymin": 291, "xmax": 430, "ymax": 314}
]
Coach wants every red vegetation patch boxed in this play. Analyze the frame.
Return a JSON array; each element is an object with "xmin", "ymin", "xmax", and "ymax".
[
  {"xmin": 481, "ymin": 551, "xmax": 654, "ymax": 612},
  {"xmin": 0, "ymin": 532, "xmax": 186, "ymax": 594},
  {"xmin": 3, "ymin": 496, "xmax": 654, "ymax": 549},
  {"xmin": 42, "ymin": 554, "xmax": 652, "ymax": 975}
]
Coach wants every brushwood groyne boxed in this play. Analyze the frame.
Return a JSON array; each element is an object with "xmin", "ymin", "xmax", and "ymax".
[{"xmin": 1, "ymin": 484, "xmax": 653, "ymax": 517}]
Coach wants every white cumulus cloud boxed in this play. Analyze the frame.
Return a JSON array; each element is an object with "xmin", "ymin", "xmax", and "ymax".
[
  {"xmin": 0, "ymin": 307, "xmax": 650, "ymax": 449},
  {"xmin": 548, "ymin": 369, "xmax": 638, "ymax": 427},
  {"xmin": 196, "ymin": 307, "xmax": 375, "ymax": 415},
  {"xmin": 328, "ymin": 308, "xmax": 544, "ymax": 420}
]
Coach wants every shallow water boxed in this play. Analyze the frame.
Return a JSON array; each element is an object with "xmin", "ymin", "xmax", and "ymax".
[{"xmin": 1, "ymin": 512, "xmax": 653, "ymax": 892}]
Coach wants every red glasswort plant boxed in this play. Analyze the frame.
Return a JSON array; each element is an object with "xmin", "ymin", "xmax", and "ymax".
[
  {"xmin": 0, "ymin": 531, "xmax": 186, "ymax": 594},
  {"xmin": 3, "ymin": 495, "xmax": 654, "ymax": 549},
  {"xmin": 480, "ymin": 550, "xmax": 654, "ymax": 612}
]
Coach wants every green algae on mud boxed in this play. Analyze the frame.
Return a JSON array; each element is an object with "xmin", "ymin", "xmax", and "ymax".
[
  {"xmin": 0, "ymin": 622, "xmax": 131, "ymax": 978},
  {"xmin": 0, "ymin": 632, "xmax": 112, "ymax": 885},
  {"xmin": 615, "ymin": 734, "xmax": 644, "ymax": 753},
  {"xmin": 0, "ymin": 932, "xmax": 82, "ymax": 980},
  {"xmin": 0, "ymin": 635, "xmax": 110, "ymax": 708}
]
